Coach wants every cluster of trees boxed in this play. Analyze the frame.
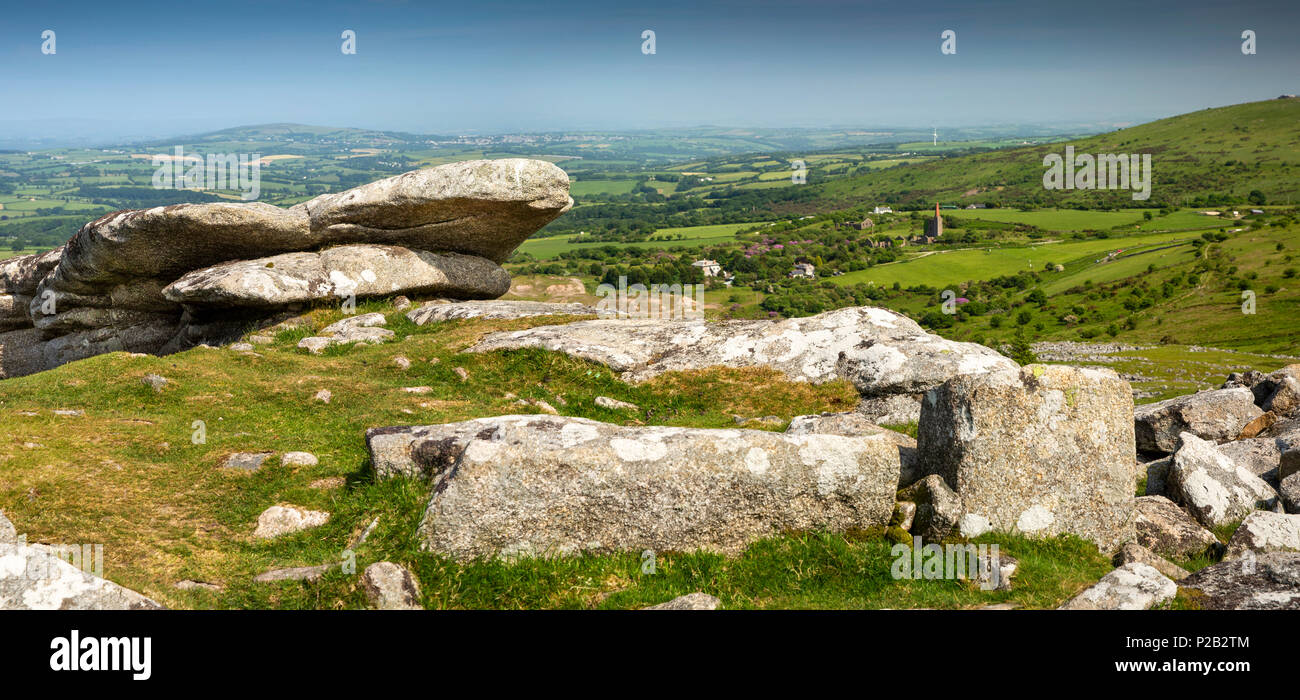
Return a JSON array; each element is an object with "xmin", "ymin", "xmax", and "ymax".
[
  {"xmin": 758, "ymin": 281, "xmax": 887, "ymax": 317},
  {"xmin": 0, "ymin": 215, "xmax": 94, "ymax": 249}
]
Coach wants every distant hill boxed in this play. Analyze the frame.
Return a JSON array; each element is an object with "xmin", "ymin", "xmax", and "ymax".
[
  {"xmin": 810, "ymin": 98, "xmax": 1300, "ymax": 210},
  {"xmin": 131, "ymin": 123, "xmax": 443, "ymax": 150}
]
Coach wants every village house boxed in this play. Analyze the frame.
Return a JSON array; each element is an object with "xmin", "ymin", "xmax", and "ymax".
[
  {"xmin": 872, "ymin": 205, "xmax": 893, "ymax": 214},
  {"xmin": 692, "ymin": 259, "xmax": 724, "ymax": 277},
  {"xmin": 789, "ymin": 262, "xmax": 816, "ymax": 279},
  {"xmin": 843, "ymin": 217, "xmax": 874, "ymax": 230}
]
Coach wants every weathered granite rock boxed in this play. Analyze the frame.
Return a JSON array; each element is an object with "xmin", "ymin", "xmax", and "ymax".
[
  {"xmin": 0, "ymin": 510, "xmax": 15, "ymax": 544},
  {"xmin": 1167, "ymin": 433, "xmax": 1277, "ymax": 528},
  {"xmin": 47, "ymin": 203, "xmax": 311, "ymax": 295},
  {"xmin": 221, "ymin": 452, "xmax": 273, "ymax": 471},
  {"xmin": 1134, "ymin": 387, "xmax": 1264, "ymax": 454},
  {"xmin": 164, "ymin": 246, "xmax": 509, "ymax": 308},
  {"xmin": 785, "ymin": 412, "xmax": 914, "ymax": 446},
  {"xmin": 0, "ymin": 328, "xmax": 46, "ymax": 379},
  {"xmin": 1282, "ymin": 473, "xmax": 1300, "ymax": 514},
  {"xmin": 643, "ymin": 593, "xmax": 721, "ymax": 610},
  {"xmin": 141, "ymin": 373, "xmax": 168, "ymax": 392},
  {"xmin": 367, "ymin": 415, "xmax": 899, "ymax": 559},
  {"xmin": 971, "ymin": 550, "xmax": 1019, "ymax": 591},
  {"xmin": 322, "ymin": 312, "xmax": 388, "ymax": 336},
  {"xmin": 253, "ymin": 505, "xmax": 330, "ymax": 539},
  {"xmin": 1224, "ymin": 510, "xmax": 1300, "ymax": 558},
  {"xmin": 298, "ymin": 312, "xmax": 396, "ymax": 354},
  {"xmin": 40, "ymin": 321, "xmax": 179, "ymax": 370},
  {"xmin": 1134, "ymin": 495, "xmax": 1221, "ymax": 559},
  {"xmin": 594, "ymin": 396, "xmax": 639, "ymax": 411},
  {"xmin": 1143, "ymin": 456, "xmax": 1172, "ymax": 498},
  {"xmin": 1222, "ymin": 369, "xmax": 1267, "ymax": 393},
  {"xmin": 30, "ymin": 278, "xmax": 177, "ymax": 333},
  {"xmin": 469, "ymin": 306, "xmax": 1015, "ymax": 396},
  {"xmin": 0, "ymin": 542, "xmax": 163, "ymax": 610},
  {"xmin": 281, "ymin": 452, "xmax": 318, "ymax": 467},
  {"xmin": 294, "ymin": 159, "xmax": 572, "ymax": 264},
  {"xmin": 1113, "ymin": 542, "xmax": 1190, "ymax": 581},
  {"xmin": 0, "ymin": 159, "xmax": 570, "ymax": 380},
  {"xmin": 899, "ymin": 475, "xmax": 963, "ymax": 541},
  {"xmin": 892, "ymin": 501, "xmax": 917, "ymax": 531},
  {"xmin": 1237, "ymin": 412, "xmax": 1276, "ymax": 440},
  {"xmin": 1058, "ymin": 563, "xmax": 1177, "ymax": 610},
  {"xmin": 1254, "ymin": 365, "xmax": 1300, "ymax": 417},
  {"xmin": 1278, "ymin": 423, "xmax": 1300, "ymax": 482},
  {"xmin": 0, "ymin": 247, "xmax": 63, "ymax": 296},
  {"xmin": 0, "ymin": 294, "xmax": 32, "ymax": 331},
  {"xmin": 254, "ymin": 565, "xmax": 330, "ymax": 583},
  {"xmin": 1179, "ymin": 552, "xmax": 1300, "ymax": 609},
  {"xmin": 787, "ymin": 412, "xmax": 919, "ymax": 486},
  {"xmin": 916, "ymin": 365, "xmax": 1136, "ymax": 551},
  {"xmin": 362, "ymin": 562, "xmax": 422, "ymax": 610},
  {"xmin": 856, "ymin": 394, "xmax": 923, "ymax": 426},
  {"xmin": 1215, "ymin": 437, "xmax": 1282, "ymax": 487},
  {"xmin": 407, "ymin": 299, "xmax": 597, "ymax": 324}
]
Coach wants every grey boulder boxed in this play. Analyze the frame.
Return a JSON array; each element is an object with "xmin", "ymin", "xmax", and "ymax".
[
  {"xmin": 899, "ymin": 474, "xmax": 963, "ymax": 541},
  {"xmin": 642, "ymin": 593, "xmax": 721, "ymax": 610},
  {"xmin": 1113, "ymin": 542, "xmax": 1190, "ymax": 581},
  {"xmin": 1167, "ymin": 432, "xmax": 1277, "ymax": 528},
  {"xmin": 468, "ymin": 306, "xmax": 1015, "ymax": 396},
  {"xmin": 1134, "ymin": 496, "xmax": 1221, "ymax": 559},
  {"xmin": 163, "ymin": 245, "xmax": 509, "ymax": 308},
  {"xmin": 786, "ymin": 412, "xmax": 918, "ymax": 486},
  {"xmin": 1224, "ymin": 510, "xmax": 1300, "ymax": 558},
  {"xmin": 362, "ymin": 562, "xmax": 422, "ymax": 610},
  {"xmin": 0, "ymin": 328, "xmax": 46, "ymax": 379},
  {"xmin": 1058, "ymin": 562, "xmax": 1177, "ymax": 610},
  {"xmin": 1178, "ymin": 552, "xmax": 1300, "ymax": 609},
  {"xmin": 295, "ymin": 158, "xmax": 572, "ymax": 264},
  {"xmin": 45, "ymin": 203, "xmax": 311, "ymax": 294},
  {"xmin": 0, "ymin": 247, "xmax": 63, "ymax": 297},
  {"xmin": 366, "ymin": 415, "xmax": 900, "ymax": 560},
  {"xmin": 1215, "ymin": 437, "xmax": 1282, "ymax": 487},
  {"xmin": 1134, "ymin": 387, "xmax": 1264, "ymax": 454},
  {"xmin": 0, "ymin": 542, "xmax": 162, "ymax": 610},
  {"xmin": 407, "ymin": 299, "xmax": 597, "ymax": 324},
  {"xmin": 916, "ymin": 365, "xmax": 1136, "ymax": 552}
]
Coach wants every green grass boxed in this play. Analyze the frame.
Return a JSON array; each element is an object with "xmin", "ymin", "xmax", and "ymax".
[
  {"xmin": 0, "ymin": 298, "xmax": 1121, "ymax": 609},
  {"xmin": 569, "ymin": 179, "xmax": 637, "ymax": 196},
  {"xmin": 957, "ymin": 208, "xmax": 1156, "ymax": 230},
  {"xmin": 518, "ymin": 221, "xmax": 768, "ymax": 259},
  {"xmin": 813, "ymin": 98, "xmax": 1300, "ymax": 209},
  {"xmin": 832, "ymin": 230, "xmax": 1194, "ymax": 288}
]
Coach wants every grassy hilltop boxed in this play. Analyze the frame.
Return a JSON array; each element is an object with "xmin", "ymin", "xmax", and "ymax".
[
  {"xmin": 2, "ymin": 99, "xmax": 1298, "ymax": 609},
  {"xmin": 0, "ymin": 303, "xmax": 1118, "ymax": 610},
  {"xmin": 811, "ymin": 98, "xmax": 1300, "ymax": 210}
]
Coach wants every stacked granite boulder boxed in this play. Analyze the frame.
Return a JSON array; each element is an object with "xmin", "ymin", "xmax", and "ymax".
[{"xmin": 0, "ymin": 159, "xmax": 571, "ymax": 378}]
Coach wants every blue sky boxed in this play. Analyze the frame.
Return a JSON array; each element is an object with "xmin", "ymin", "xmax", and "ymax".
[{"xmin": 1, "ymin": 0, "xmax": 1297, "ymax": 139}]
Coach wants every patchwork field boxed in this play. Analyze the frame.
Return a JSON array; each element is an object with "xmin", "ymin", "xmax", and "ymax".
[{"xmin": 832, "ymin": 230, "xmax": 1197, "ymax": 288}]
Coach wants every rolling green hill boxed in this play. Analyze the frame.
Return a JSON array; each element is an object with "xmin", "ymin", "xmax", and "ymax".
[{"xmin": 810, "ymin": 98, "xmax": 1300, "ymax": 210}]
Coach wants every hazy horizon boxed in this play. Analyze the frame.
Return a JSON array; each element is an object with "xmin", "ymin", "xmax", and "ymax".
[{"xmin": 2, "ymin": 0, "xmax": 1296, "ymax": 146}]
